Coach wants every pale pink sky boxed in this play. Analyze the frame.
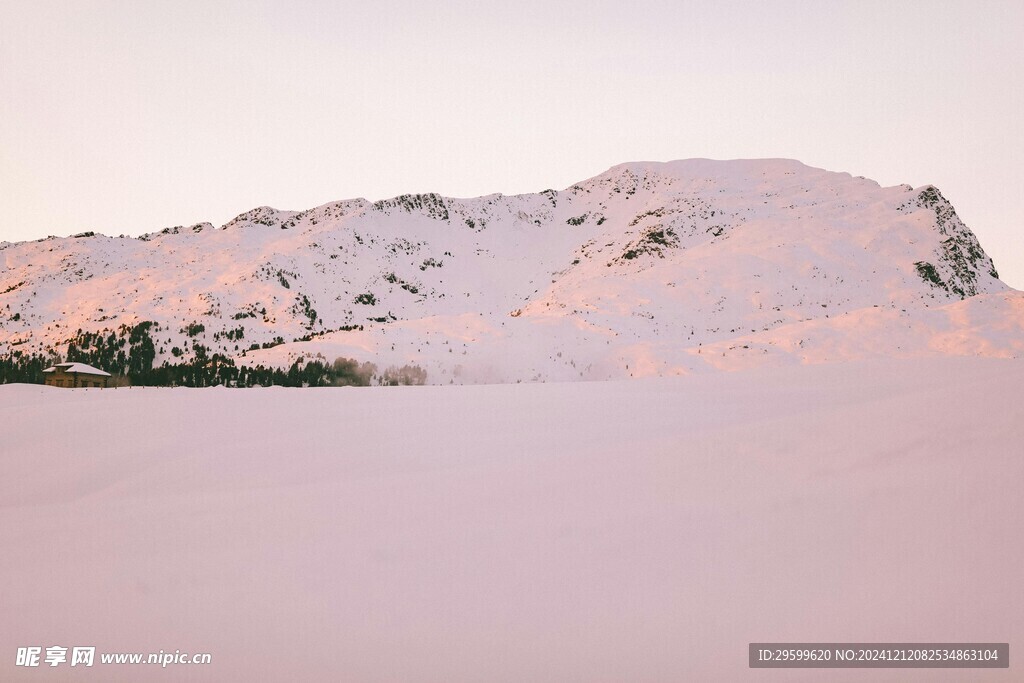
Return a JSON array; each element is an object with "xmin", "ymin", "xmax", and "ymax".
[{"xmin": 1, "ymin": 0, "xmax": 1021, "ymax": 288}]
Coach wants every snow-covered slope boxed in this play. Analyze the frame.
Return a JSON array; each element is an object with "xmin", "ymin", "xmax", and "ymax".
[
  {"xmin": 1, "ymin": 159, "xmax": 1020, "ymax": 383},
  {"xmin": 1, "ymin": 357, "xmax": 1021, "ymax": 681}
]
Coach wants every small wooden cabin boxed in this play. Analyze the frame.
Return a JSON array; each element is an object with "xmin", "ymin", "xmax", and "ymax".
[{"xmin": 43, "ymin": 362, "xmax": 111, "ymax": 388}]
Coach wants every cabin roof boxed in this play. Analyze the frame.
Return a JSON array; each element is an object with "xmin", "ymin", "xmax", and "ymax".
[{"xmin": 42, "ymin": 362, "xmax": 112, "ymax": 377}]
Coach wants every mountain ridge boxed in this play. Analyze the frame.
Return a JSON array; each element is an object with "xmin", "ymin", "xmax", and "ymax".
[{"xmin": 1, "ymin": 159, "xmax": 1021, "ymax": 385}]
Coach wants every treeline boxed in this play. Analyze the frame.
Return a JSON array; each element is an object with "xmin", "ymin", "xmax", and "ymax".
[
  {"xmin": 1, "ymin": 348, "xmax": 428, "ymax": 388},
  {"xmin": 64, "ymin": 321, "xmax": 157, "ymax": 377},
  {"xmin": 0, "ymin": 351, "xmax": 56, "ymax": 385},
  {"xmin": 2, "ymin": 319, "xmax": 427, "ymax": 387}
]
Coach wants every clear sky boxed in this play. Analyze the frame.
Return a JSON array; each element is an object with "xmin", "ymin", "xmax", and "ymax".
[{"xmin": 2, "ymin": 0, "xmax": 1021, "ymax": 288}]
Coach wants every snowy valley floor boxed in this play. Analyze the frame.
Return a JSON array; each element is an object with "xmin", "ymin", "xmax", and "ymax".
[{"xmin": 1, "ymin": 357, "xmax": 1022, "ymax": 681}]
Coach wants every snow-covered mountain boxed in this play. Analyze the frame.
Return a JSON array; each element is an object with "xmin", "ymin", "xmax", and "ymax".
[{"xmin": 1, "ymin": 159, "xmax": 1021, "ymax": 384}]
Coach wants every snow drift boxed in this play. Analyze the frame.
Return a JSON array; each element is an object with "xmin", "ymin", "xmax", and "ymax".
[{"xmin": 1, "ymin": 356, "xmax": 1021, "ymax": 681}]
